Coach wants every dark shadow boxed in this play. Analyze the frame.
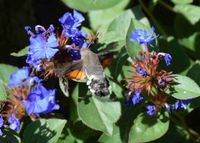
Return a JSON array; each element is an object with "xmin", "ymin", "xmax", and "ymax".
[{"xmin": 22, "ymin": 120, "xmax": 57, "ymax": 143}]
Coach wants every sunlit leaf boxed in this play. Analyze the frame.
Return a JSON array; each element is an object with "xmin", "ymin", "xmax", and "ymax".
[
  {"xmin": 10, "ymin": 47, "xmax": 28, "ymax": 57},
  {"xmin": 61, "ymin": 0, "xmax": 122, "ymax": 12},
  {"xmin": 72, "ymin": 84, "xmax": 121, "ymax": 135},
  {"xmin": 129, "ymin": 112, "xmax": 169, "ymax": 143},
  {"xmin": 171, "ymin": 74, "xmax": 200, "ymax": 99}
]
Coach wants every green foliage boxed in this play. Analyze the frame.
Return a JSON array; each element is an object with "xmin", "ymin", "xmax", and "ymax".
[
  {"xmin": 0, "ymin": 64, "xmax": 18, "ymax": 84},
  {"xmin": 10, "ymin": 47, "xmax": 28, "ymax": 57},
  {"xmin": 126, "ymin": 19, "xmax": 149, "ymax": 58},
  {"xmin": 23, "ymin": 119, "xmax": 67, "ymax": 143},
  {"xmin": 171, "ymin": 74, "xmax": 200, "ymax": 99},
  {"xmin": 72, "ymin": 84, "xmax": 121, "ymax": 135},
  {"xmin": 0, "ymin": 80, "xmax": 8, "ymax": 101},
  {"xmin": 1, "ymin": 0, "xmax": 200, "ymax": 142},
  {"xmin": 129, "ymin": 112, "xmax": 169, "ymax": 143},
  {"xmin": 61, "ymin": 0, "xmax": 122, "ymax": 12}
]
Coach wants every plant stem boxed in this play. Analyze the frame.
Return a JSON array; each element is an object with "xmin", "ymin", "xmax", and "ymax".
[
  {"xmin": 138, "ymin": 0, "xmax": 168, "ymax": 37},
  {"xmin": 171, "ymin": 112, "xmax": 200, "ymax": 142},
  {"xmin": 157, "ymin": 0, "xmax": 175, "ymax": 13}
]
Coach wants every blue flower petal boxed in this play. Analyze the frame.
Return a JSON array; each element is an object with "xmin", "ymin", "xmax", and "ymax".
[
  {"xmin": 22, "ymin": 85, "xmax": 60, "ymax": 115},
  {"xmin": 146, "ymin": 105, "xmax": 156, "ymax": 116},
  {"xmin": 8, "ymin": 67, "xmax": 30, "ymax": 87},
  {"xmin": 164, "ymin": 53, "xmax": 172, "ymax": 66},
  {"xmin": 8, "ymin": 114, "xmax": 20, "ymax": 132},
  {"xmin": 130, "ymin": 27, "xmax": 158, "ymax": 45},
  {"xmin": 131, "ymin": 90, "xmax": 143, "ymax": 105}
]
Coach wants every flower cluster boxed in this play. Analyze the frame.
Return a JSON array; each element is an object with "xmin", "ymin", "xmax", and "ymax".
[
  {"xmin": 0, "ymin": 67, "xmax": 59, "ymax": 135},
  {"xmin": 0, "ymin": 10, "xmax": 97, "ymax": 136},
  {"xmin": 25, "ymin": 10, "xmax": 88, "ymax": 75},
  {"xmin": 127, "ymin": 27, "xmax": 189, "ymax": 116}
]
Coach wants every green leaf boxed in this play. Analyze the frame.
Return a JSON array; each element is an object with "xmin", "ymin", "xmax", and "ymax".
[
  {"xmin": 10, "ymin": 47, "xmax": 28, "ymax": 57},
  {"xmin": 0, "ymin": 80, "xmax": 8, "ymax": 101},
  {"xmin": 174, "ymin": 4, "xmax": 200, "ymax": 25},
  {"xmin": 99, "ymin": 10, "xmax": 134, "ymax": 45},
  {"xmin": 59, "ymin": 78, "xmax": 69, "ymax": 97},
  {"xmin": 72, "ymin": 84, "xmax": 121, "ymax": 135},
  {"xmin": 171, "ymin": 0, "xmax": 193, "ymax": 4},
  {"xmin": 129, "ymin": 112, "xmax": 169, "ymax": 143},
  {"xmin": 88, "ymin": 0, "xmax": 130, "ymax": 31},
  {"xmin": 178, "ymin": 32, "xmax": 200, "ymax": 52},
  {"xmin": 0, "ymin": 129, "xmax": 21, "ymax": 143},
  {"xmin": 125, "ymin": 19, "xmax": 149, "ymax": 58},
  {"xmin": 178, "ymin": 32, "xmax": 200, "ymax": 59},
  {"xmin": 109, "ymin": 80, "xmax": 123, "ymax": 98},
  {"xmin": 61, "ymin": 0, "xmax": 122, "ymax": 12},
  {"xmin": 171, "ymin": 74, "xmax": 200, "ymax": 99},
  {"xmin": 23, "ymin": 119, "xmax": 67, "ymax": 143},
  {"xmin": 187, "ymin": 61, "xmax": 200, "ymax": 86},
  {"xmin": 98, "ymin": 125, "xmax": 122, "ymax": 143},
  {"xmin": 0, "ymin": 64, "xmax": 18, "ymax": 84}
]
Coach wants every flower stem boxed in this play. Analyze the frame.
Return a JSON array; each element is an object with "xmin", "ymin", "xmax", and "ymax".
[
  {"xmin": 171, "ymin": 112, "xmax": 200, "ymax": 142},
  {"xmin": 157, "ymin": 0, "xmax": 175, "ymax": 13}
]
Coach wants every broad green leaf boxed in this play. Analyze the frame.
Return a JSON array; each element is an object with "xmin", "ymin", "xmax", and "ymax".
[
  {"xmin": 171, "ymin": 74, "xmax": 200, "ymax": 99},
  {"xmin": 72, "ymin": 84, "xmax": 121, "ymax": 135},
  {"xmin": 153, "ymin": 123, "xmax": 189, "ymax": 143},
  {"xmin": 10, "ymin": 47, "xmax": 28, "ymax": 57},
  {"xmin": 61, "ymin": 0, "xmax": 122, "ymax": 12},
  {"xmin": 0, "ymin": 64, "xmax": 18, "ymax": 84},
  {"xmin": 57, "ymin": 127, "xmax": 83, "ymax": 143},
  {"xmin": 23, "ymin": 119, "xmax": 67, "ymax": 143},
  {"xmin": 88, "ymin": 0, "xmax": 130, "ymax": 31},
  {"xmin": 98, "ymin": 125, "xmax": 122, "ymax": 143},
  {"xmin": 171, "ymin": 0, "xmax": 193, "ymax": 4},
  {"xmin": 125, "ymin": 19, "xmax": 149, "ymax": 58},
  {"xmin": 129, "ymin": 112, "xmax": 169, "ymax": 143},
  {"xmin": 109, "ymin": 80, "xmax": 123, "ymax": 98},
  {"xmin": 99, "ymin": 10, "xmax": 134, "ymax": 45},
  {"xmin": 179, "ymin": 32, "xmax": 200, "ymax": 52},
  {"xmin": 178, "ymin": 32, "xmax": 200, "ymax": 59},
  {"xmin": 187, "ymin": 61, "xmax": 200, "ymax": 86},
  {"xmin": 59, "ymin": 78, "xmax": 69, "ymax": 97},
  {"xmin": 0, "ymin": 80, "xmax": 8, "ymax": 101},
  {"xmin": 174, "ymin": 4, "xmax": 200, "ymax": 25}
]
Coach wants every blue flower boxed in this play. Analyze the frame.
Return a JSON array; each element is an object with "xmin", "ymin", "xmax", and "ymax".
[
  {"xmin": 164, "ymin": 53, "xmax": 172, "ymax": 66},
  {"xmin": 131, "ymin": 90, "xmax": 143, "ymax": 105},
  {"xmin": 8, "ymin": 67, "xmax": 41, "ymax": 88},
  {"xmin": 8, "ymin": 67, "xmax": 30, "ymax": 87},
  {"xmin": 130, "ymin": 27, "xmax": 157, "ymax": 45},
  {"xmin": 146, "ymin": 105, "xmax": 157, "ymax": 116},
  {"xmin": 8, "ymin": 114, "xmax": 20, "ymax": 132},
  {"xmin": 135, "ymin": 67, "xmax": 148, "ymax": 77},
  {"xmin": 26, "ymin": 25, "xmax": 59, "ymax": 70},
  {"xmin": 26, "ymin": 55, "xmax": 42, "ymax": 71},
  {"xmin": 59, "ymin": 10, "xmax": 85, "ymax": 37},
  {"xmin": 72, "ymin": 31, "xmax": 88, "ymax": 48},
  {"xmin": 0, "ymin": 115, "xmax": 4, "ymax": 136},
  {"xmin": 28, "ymin": 34, "xmax": 59, "ymax": 61},
  {"xmin": 22, "ymin": 85, "xmax": 60, "ymax": 115},
  {"xmin": 173, "ymin": 100, "xmax": 189, "ymax": 110}
]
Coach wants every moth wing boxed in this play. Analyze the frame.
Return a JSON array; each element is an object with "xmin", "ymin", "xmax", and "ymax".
[{"xmin": 64, "ymin": 60, "xmax": 87, "ymax": 82}]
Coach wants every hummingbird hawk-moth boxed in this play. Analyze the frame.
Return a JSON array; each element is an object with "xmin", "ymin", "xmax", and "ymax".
[{"xmin": 43, "ymin": 48, "xmax": 111, "ymax": 96}]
